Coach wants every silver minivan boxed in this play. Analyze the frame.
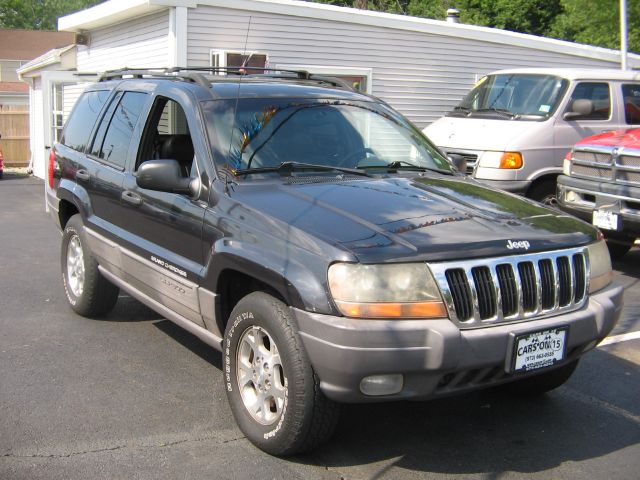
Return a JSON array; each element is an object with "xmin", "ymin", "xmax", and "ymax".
[{"xmin": 424, "ymin": 68, "xmax": 640, "ymax": 204}]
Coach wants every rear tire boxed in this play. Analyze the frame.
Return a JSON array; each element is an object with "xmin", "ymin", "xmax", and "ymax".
[
  {"xmin": 501, "ymin": 360, "xmax": 579, "ymax": 396},
  {"xmin": 61, "ymin": 214, "xmax": 119, "ymax": 317},
  {"xmin": 604, "ymin": 236, "xmax": 633, "ymax": 260},
  {"xmin": 224, "ymin": 292, "xmax": 340, "ymax": 455}
]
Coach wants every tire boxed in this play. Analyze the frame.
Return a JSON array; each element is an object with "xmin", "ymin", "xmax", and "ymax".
[
  {"xmin": 61, "ymin": 214, "xmax": 119, "ymax": 317},
  {"xmin": 500, "ymin": 359, "xmax": 579, "ymax": 396},
  {"xmin": 605, "ymin": 236, "xmax": 633, "ymax": 260},
  {"xmin": 527, "ymin": 179, "xmax": 558, "ymax": 207},
  {"xmin": 223, "ymin": 292, "xmax": 340, "ymax": 455}
]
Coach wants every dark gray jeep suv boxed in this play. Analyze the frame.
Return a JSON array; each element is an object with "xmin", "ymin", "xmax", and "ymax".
[{"xmin": 47, "ymin": 68, "xmax": 623, "ymax": 455}]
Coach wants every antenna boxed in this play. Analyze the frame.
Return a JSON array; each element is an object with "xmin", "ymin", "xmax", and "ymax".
[{"xmin": 225, "ymin": 16, "xmax": 253, "ymax": 189}]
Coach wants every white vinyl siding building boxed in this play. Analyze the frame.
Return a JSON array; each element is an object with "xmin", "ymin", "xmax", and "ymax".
[{"xmin": 20, "ymin": 0, "xmax": 640, "ymax": 178}]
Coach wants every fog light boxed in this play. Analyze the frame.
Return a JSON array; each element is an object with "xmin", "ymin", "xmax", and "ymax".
[
  {"xmin": 359, "ymin": 374, "xmax": 403, "ymax": 396},
  {"xmin": 566, "ymin": 190, "xmax": 577, "ymax": 202}
]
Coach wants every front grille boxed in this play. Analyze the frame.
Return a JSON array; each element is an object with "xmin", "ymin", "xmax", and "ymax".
[
  {"xmin": 570, "ymin": 147, "xmax": 640, "ymax": 185},
  {"xmin": 571, "ymin": 164, "xmax": 612, "ymax": 179},
  {"xmin": 572, "ymin": 150, "xmax": 611, "ymax": 164},
  {"xmin": 443, "ymin": 150, "xmax": 478, "ymax": 175},
  {"xmin": 429, "ymin": 248, "xmax": 588, "ymax": 328}
]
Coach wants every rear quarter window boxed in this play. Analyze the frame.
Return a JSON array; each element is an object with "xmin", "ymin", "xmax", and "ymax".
[{"xmin": 61, "ymin": 90, "xmax": 111, "ymax": 152}]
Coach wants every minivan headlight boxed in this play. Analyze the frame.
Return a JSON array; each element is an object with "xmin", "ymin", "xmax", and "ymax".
[
  {"xmin": 587, "ymin": 240, "xmax": 613, "ymax": 293},
  {"xmin": 327, "ymin": 263, "xmax": 447, "ymax": 319}
]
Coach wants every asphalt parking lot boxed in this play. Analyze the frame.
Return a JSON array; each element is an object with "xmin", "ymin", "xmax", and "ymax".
[{"xmin": 1, "ymin": 174, "xmax": 639, "ymax": 480}]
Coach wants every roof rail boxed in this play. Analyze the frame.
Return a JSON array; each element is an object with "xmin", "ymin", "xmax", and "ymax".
[{"xmin": 98, "ymin": 66, "xmax": 354, "ymax": 90}]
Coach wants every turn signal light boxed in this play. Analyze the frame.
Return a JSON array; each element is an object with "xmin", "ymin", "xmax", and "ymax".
[
  {"xmin": 334, "ymin": 300, "xmax": 448, "ymax": 319},
  {"xmin": 499, "ymin": 152, "xmax": 523, "ymax": 169}
]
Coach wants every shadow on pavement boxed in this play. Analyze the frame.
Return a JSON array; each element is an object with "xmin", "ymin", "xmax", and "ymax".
[{"xmin": 293, "ymin": 348, "xmax": 639, "ymax": 476}]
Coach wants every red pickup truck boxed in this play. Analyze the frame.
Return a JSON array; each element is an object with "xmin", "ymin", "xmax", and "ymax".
[{"xmin": 557, "ymin": 128, "xmax": 640, "ymax": 259}]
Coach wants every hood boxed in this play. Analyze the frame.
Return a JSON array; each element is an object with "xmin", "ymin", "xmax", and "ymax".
[
  {"xmin": 233, "ymin": 175, "xmax": 596, "ymax": 263},
  {"xmin": 423, "ymin": 116, "xmax": 550, "ymax": 152},
  {"xmin": 576, "ymin": 128, "xmax": 640, "ymax": 149}
]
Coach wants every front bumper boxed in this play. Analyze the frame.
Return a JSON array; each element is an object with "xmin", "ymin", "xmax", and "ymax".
[
  {"xmin": 557, "ymin": 175, "xmax": 640, "ymax": 237},
  {"xmin": 294, "ymin": 282, "xmax": 623, "ymax": 403}
]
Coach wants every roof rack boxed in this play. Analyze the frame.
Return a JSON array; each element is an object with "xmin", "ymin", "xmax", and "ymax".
[{"xmin": 98, "ymin": 66, "xmax": 354, "ymax": 90}]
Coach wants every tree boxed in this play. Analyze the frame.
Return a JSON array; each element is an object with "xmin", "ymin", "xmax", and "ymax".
[
  {"xmin": 549, "ymin": 0, "xmax": 640, "ymax": 54},
  {"xmin": 0, "ymin": 0, "xmax": 100, "ymax": 31}
]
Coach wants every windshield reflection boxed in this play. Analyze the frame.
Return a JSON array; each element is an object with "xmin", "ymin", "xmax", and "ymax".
[
  {"xmin": 451, "ymin": 74, "xmax": 568, "ymax": 119},
  {"xmin": 202, "ymin": 98, "xmax": 454, "ymax": 177}
]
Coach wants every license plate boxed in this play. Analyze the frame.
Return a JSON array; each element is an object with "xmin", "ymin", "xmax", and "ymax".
[
  {"xmin": 513, "ymin": 327, "xmax": 567, "ymax": 373},
  {"xmin": 593, "ymin": 210, "xmax": 619, "ymax": 230}
]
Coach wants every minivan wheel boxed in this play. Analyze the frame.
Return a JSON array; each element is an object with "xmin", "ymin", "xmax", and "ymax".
[
  {"xmin": 500, "ymin": 359, "xmax": 579, "ymax": 396},
  {"xmin": 61, "ymin": 214, "xmax": 119, "ymax": 317},
  {"xmin": 528, "ymin": 179, "xmax": 558, "ymax": 207},
  {"xmin": 223, "ymin": 292, "xmax": 340, "ymax": 455}
]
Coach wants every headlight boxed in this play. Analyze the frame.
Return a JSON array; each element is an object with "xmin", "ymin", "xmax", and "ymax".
[
  {"xmin": 587, "ymin": 240, "xmax": 612, "ymax": 293},
  {"xmin": 327, "ymin": 263, "xmax": 447, "ymax": 319}
]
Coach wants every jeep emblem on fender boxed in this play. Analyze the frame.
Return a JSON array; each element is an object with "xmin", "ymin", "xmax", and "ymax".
[{"xmin": 506, "ymin": 239, "xmax": 531, "ymax": 250}]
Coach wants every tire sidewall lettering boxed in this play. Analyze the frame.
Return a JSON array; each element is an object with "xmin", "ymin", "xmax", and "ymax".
[{"xmin": 224, "ymin": 308, "xmax": 289, "ymax": 441}]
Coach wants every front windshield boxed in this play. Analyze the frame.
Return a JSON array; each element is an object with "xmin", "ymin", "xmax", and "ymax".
[
  {"xmin": 453, "ymin": 74, "xmax": 568, "ymax": 119},
  {"xmin": 202, "ymin": 98, "xmax": 454, "ymax": 176}
]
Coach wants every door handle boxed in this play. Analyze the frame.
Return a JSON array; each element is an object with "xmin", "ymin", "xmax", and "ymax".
[
  {"xmin": 121, "ymin": 190, "xmax": 143, "ymax": 206},
  {"xmin": 76, "ymin": 169, "xmax": 90, "ymax": 181}
]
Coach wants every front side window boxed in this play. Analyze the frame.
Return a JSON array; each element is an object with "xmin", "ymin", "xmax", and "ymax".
[
  {"xmin": 453, "ymin": 74, "xmax": 568, "ymax": 120},
  {"xmin": 202, "ymin": 98, "xmax": 453, "ymax": 176},
  {"xmin": 622, "ymin": 83, "xmax": 640, "ymax": 124},
  {"xmin": 91, "ymin": 91, "xmax": 147, "ymax": 168},
  {"xmin": 61, "ymin": 90, "xmax": 110, "ymax": 151},
  {"xmin": 567, "ymin": 82, "xmax": 611, "ymax": 120}
]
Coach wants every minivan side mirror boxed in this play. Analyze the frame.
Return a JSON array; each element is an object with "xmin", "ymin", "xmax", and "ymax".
[
  {"xmin": 448, "ymin": 154, "xmax": 467, "ymax": 174},
  {"xmin": 563, "ymin": 99, "xmax": 594, "ymax": 120},
  {"xmin": 136, "ymin": 159, "xmax": 193, "ymax": 194}
]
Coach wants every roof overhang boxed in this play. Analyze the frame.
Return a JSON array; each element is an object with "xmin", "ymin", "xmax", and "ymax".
[
  {"xmin": 58, "ymin": 0, "xmax": 197, "ymax": 33},
  {"xmin": 57, "ymin": 0, "xmax": 640, "ymax": 67},
  {"xmin": 17, "ymin": 44, "xmax": 77, "ymax": 78}
]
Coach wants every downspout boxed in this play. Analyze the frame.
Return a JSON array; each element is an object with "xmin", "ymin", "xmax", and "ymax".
[
  {"xmin": 620, "ymin": 0, "xmax": 628, "ymax": 70},
  {"xmin": 169, "ymin": 6, "xmax": 188, "ymax": 68}
]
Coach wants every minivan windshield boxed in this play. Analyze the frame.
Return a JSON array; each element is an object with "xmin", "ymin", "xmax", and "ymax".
[
  {"xmin": 202, "ymin": 98, "xmax": 454, "ymax": 177},
  {"xmin": 450, "ymin": 74, "xmax": 568, "ymax": 120}
]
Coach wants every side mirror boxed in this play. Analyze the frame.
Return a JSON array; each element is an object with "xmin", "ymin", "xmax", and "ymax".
[
  {"xmin": 563, "ymin": 99, "xmax": 594, "ymax": 120},
  {"xmin": 136, "ymin": 159, "xmax": 193, "ymax": 194},
  {"xmin": 448, "ymin": 154, "xmax": 467, "ymax": 174}
]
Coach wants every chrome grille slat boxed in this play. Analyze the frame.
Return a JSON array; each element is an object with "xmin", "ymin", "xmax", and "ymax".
[{"xmin": 429, "ymin": 247, "xmax": 588, "ymax": 329}]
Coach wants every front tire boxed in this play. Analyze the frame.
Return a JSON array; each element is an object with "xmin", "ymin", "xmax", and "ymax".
[
  {"xmin": 501, "ymin": 359, "xmax": 579, "ymax": 396},
  {"xmin": 61, "ymin": 214, "xmax": 119, "ymax": 317},
  {"xmin": 224, "ymin": 292, "xmax": 340, "ymax": 455},
  {"xmin": 527, "ymin": 179, "xmax": 558, "ymax": 207}
]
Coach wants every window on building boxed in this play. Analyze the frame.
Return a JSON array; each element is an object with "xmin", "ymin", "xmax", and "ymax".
[
  {"xmin": 51, "ymin": 83, "xmax": 64, "ymax": 143},
  {"xmin": 622, "ymin": 84, "xmax": 640, "ymax": 125},
  {"xmin": 61, "ymin": 90, "xmax": 111, "ymax": 152},
  {"xmin": 567, "ymin": 82, "xmax": 611, "ymax": 120},
  {"xmin": 90, "ymin": 91, "xmax": 147, "ymax": 168},
  {"xmin": 210, "ymin": 50, "xmax": 268, "ymax": 74}
]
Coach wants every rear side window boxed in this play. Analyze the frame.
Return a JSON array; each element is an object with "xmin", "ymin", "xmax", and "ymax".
[
  {"xmin": 622, "ymin": 84, "xmax": 640, "ymax": 125},
  {"xmin": 568, "ymin": 82, "xmax": 611, "ymax": 120},
  {"xmin": 90, "ymin": 92, "xmax": 148, "ymax": 168},
  {"xmin": 61, "ymin": 90, "xmax": 110, "ymax": 151}
]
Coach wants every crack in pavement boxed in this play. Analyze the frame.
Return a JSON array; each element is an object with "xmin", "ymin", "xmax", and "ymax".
[{"xmin": 1, "ymin": 433, "xmax": 247, "ymax": 459}]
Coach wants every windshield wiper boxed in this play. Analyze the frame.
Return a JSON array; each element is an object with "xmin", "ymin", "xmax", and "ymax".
[
  {"xmin": 234, "ymin": 161, "xmax": 372, "ymax": 177},
  {"xmin": 358, "ymin": 161, "xmax": 452, "ymax": 175},
  {"xmin": 473, "ymin": 108, "xmax": 517, "ymax": 119}
]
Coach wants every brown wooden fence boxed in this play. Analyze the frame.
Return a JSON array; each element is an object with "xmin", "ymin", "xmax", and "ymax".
[{"xmin": 0, "ymin": 105, "xmax": 30, "ymax": 167}]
